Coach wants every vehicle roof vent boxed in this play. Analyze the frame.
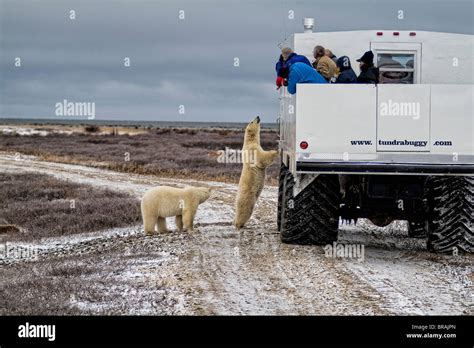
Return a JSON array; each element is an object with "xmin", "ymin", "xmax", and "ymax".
[{"xmin": 303, "ymin": 18, "xmax": 315, "ymax": 33}]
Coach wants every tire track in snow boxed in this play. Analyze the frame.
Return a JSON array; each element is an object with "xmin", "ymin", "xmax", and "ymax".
[{"xmin": 0, "ymin": 152, "xmax": 471, "ymax": 315}]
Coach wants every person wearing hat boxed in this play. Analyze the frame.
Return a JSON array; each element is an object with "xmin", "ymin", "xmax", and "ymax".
[
  {"xmin": 275, "ymin": 48, "xmax": 311, "ymax": 76},
  {"xmin": 356, "ymin": 50, "xmax": 379, "ymax": 84}
]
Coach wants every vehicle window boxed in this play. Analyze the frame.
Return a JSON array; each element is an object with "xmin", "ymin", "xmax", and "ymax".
[{"xmin": 377, "ymin": 53, "xmax": 415, "ymax": 84}]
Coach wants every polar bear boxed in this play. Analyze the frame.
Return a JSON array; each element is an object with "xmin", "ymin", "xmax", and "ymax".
[
  {"xmin": 141, "ymin": 186, "xmax": 211, "ymax": 234},
  {"xmin": 234, "ymin": 116, "xmax": 278, "ymax": 229}
]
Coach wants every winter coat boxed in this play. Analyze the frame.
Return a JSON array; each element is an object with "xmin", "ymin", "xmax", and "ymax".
[
  {"xmin": 335, "ymin": 56, "xmax": 357, "ymax": 83},
  {"xmin": 287, "ymin": 62, "xmax": 327, "ymax": 94},
  {"xmin": 275, "ymin": 53, "xmax": 311, "ymax": 76},
  {"xmin": 275, "ymin": 55, "xmax": 285, "ymax": 75},
  {"xmin": 312, "ymin": 55, "xmax": 338, "ymax": 81},
  {"xmin": 357, "ymin": 65, "xmax": 379, "ymax": 84},
  {"xmin": 286, "ymin": 53, "xmax": 311, "ymax": 68}
]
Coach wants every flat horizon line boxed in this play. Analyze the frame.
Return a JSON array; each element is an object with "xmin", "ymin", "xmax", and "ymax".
[{"xmin": 0, "ymin": 117, "xmax": 276, "ymax": 124}]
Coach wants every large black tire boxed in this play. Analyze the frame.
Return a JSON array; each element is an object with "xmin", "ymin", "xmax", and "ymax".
[
  {"xmin": 427, "ymin": 176, "xmax": 473, "ymax": 254},
  {"xmin": 279, "ymin": 166, "xmax": 340, "ymax": 245},
  {"xmin": 277, "ymin": 164, "xmax": 286, "ymax": 231}
]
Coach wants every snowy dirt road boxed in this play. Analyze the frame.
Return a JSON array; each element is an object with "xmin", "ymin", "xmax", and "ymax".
[{"xmin": 0, "ymin": 153, "xmax": 472, "ymax": 315}]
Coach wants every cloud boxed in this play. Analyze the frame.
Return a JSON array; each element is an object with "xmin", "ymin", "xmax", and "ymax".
[{"xmin": 0, "ymin": 0, "xmax": 472, "ymax": 122}]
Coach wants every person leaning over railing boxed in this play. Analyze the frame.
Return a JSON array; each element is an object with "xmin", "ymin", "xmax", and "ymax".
[
  {"xmin": 279, "ymin": 62, "xmax": 327, "ymax": 95},
  {"xmin": 275, "ymin": 47, "xmax": 312, "ymax": 90}
]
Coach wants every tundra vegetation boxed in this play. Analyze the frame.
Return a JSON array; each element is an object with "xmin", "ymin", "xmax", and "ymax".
[
  {"xmin": 0, "ymin": 173, "xmax": 141, "ymax": 241},
  {"xmin": 0, "ymin": 126, "xmax": 279, "ymax": 184}
]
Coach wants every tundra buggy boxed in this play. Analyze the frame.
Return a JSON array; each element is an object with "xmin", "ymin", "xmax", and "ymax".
[{"xmin": 277, "ymin": 20, "xmax": 473, "ymax": 253}]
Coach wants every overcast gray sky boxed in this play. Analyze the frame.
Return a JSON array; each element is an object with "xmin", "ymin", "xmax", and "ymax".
[{"xmin": 0, "ymin": 0, "xmax": 472, "ymax": 123}]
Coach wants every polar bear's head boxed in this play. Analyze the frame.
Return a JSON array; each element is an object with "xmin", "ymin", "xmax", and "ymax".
[
  {"xmin": 244, "ymin": 116, "xmax": 260, "ymax": 144},
  {"xmin": 196, "ymin": 186, "xmax": 212, "ymax": 203}
]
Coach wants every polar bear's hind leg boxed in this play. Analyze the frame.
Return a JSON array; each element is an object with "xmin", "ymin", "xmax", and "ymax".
[{"xmin": 234, "ymin": 195, "xmax": 257, "ymax": 229}]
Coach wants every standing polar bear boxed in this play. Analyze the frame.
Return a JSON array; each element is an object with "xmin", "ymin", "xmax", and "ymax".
[
  {"xmin": 141, "ymin": 186, "xmax": 211, "ymax": 234},
  {"xmin": 234, "ymin": 116, "xmax": 278, "ymax": 229}
]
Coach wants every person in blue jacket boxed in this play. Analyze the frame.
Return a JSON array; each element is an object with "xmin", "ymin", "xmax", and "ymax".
[
  {"xmin": 335, "ymin": 56, "xmax": 357, "ymax": 83},
  {"xmin": 280, "ymin": 62, "xmax": 327, "ymax": 94},
  {"xmin": 275, "ymin": 48, "xmax": 311, "ymax": 77}
]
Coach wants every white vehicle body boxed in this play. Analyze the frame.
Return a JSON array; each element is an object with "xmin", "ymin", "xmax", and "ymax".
[{"xmin": 279, "ymin": 30, "xmax": 474, "ymax": 175}]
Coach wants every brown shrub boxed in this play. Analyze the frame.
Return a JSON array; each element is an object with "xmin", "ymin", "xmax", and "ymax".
[
  {"xmin": 84, "ymin": 125, "xmax": 100, "ymax": 133},
  {"xmin": 0, "ymin": 173, "xmax": 141, "ymax": 241}
]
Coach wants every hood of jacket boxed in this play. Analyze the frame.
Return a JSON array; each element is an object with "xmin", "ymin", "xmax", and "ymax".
[{"xmin": 336, "ymin": 56, "xmax": 353, "ymax": 71}]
